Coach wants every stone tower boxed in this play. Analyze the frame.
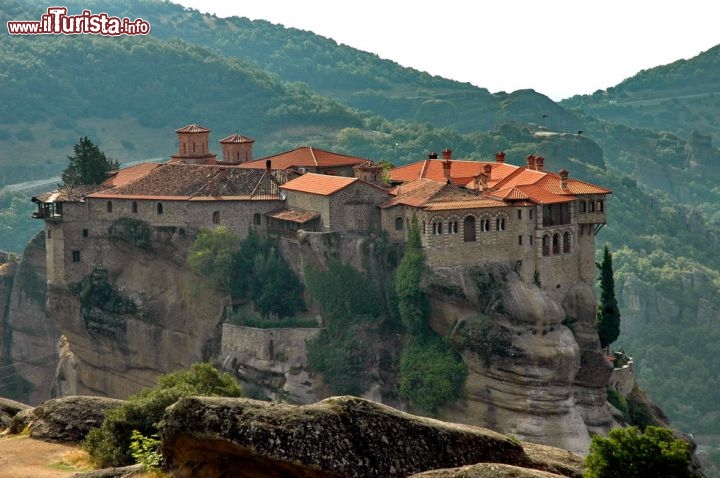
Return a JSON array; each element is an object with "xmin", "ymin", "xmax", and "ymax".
[
  {"xmin": 219, "ymin": 133, "xmax": 254, "ymax": 164},
  {"xmin": 170, "ymin": 124, "xmax": 217, "ymax": 164}
]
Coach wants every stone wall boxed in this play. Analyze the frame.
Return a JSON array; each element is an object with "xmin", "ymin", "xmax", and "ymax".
[{"xmin": 220, "ymin": 324, "xmax": 321, "ymax": 403}]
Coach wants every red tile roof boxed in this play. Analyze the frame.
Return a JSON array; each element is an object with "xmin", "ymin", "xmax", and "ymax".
[
  {"xmin": 176, "ymin": 124, "xmax": 210, "ymax": 133},
  {"xmin": 265, "ymin": 207, "xmax": 320, "ymax": 224},
  {"xmin": 388, "ymin": 156, "xmax": 611, "ymax": 210},
  {"xmin": 89, "ymin": 163, "xmax": 287, "ymax": 201},
  {"xmin": 280, "ymin": 173, "xmax": 357, "ymax": 196},
  {"xmin": 238, "ymin": 147, "xmax": 368, "ymax": 170},
  {"xmin": 102, "ymin": 163, "xmax": 159, "ymax": 188}
]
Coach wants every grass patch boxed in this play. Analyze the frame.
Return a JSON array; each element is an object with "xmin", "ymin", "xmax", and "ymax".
[{"xmin": 48, "ymin": 449, "xmax": 94, "ymax": 472}]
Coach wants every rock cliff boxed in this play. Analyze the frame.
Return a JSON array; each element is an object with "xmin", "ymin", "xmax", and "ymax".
[{"xmin": 0, "ymin": 227, "xmax": 631, "ymax": 456}]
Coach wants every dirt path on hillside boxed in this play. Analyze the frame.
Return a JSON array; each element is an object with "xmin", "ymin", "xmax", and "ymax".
[{"xmin": 0, "ymin": 435, "xmax": 86, "ymax": 478}]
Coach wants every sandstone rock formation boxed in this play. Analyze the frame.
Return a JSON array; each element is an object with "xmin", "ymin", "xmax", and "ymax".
[
  {"xmin": 0, "ymin": 232, "xmax": 58, "ymax": 405},
  {"xmin": 8, "ymin": 395, "xmax": 123, "ymax": 443},
  {"xmin": 427, "ymin": 264, "xmax": 615, "ymax": 454},
  {"xmin": 161, "ymin": 395, "xmax": 584, "ymax": 478}
]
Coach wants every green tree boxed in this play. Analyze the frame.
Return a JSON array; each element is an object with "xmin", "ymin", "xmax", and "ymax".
[
  {"xmin": 250, "ymin": 247, "xmax": 304, "ymax": 318},
  {"xmin": 61, "ymin": 137, "xmax": 119, "ymax": 185},
  {"xmin": 83, "ymin": 363, "xmax": 241, "ymax": 468},
  {"xmin": 585, "ymin": 426, "xmax": 692, "ymax": 478},
  {"xmin": 395, "ymin": 217, "xmax": 430, "ymax": 335},
  {"xmin": 597, "ymin": 245, "xmax": 621, "ymax": 353},
  {"xmin": 187, "ymin": 226, "xmax": 241, "ymax": 299}
]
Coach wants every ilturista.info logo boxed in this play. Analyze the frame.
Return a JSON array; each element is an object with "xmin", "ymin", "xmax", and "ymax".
[{"xmin": 7, "ymin": 6, "xmax": 151, "ymax": 35}]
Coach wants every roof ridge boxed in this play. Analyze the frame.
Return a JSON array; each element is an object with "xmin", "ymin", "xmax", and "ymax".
[{"xmin": 309, "ymin": 147, "xmax": 319, "ymax": 167}]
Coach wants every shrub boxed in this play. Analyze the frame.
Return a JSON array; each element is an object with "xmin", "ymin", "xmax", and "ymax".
[
  {"xmin": 83, "ymin": 363, "xmax": 241, "ymax": 468},
  {"xmin": 585, "ymin": 426, "xmax": 692, "ymax": 478}
]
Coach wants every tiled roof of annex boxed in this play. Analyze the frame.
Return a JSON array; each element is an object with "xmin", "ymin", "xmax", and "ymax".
[
  {"xmin": 381, "ymin": 179, "xmax": 505, "ymax": 210},
  {"xmin": 387, "ymin": 156, "xmax": 611, "ymax": 210},
  {"xmin": 238, "ymin": 146, "xmax": 368, "ymax": 170},
  {"xmin": 279, "ymin": 172, "xmax": 358, "ymax": 196},
  {"xmin": 88, "ymin": 163, "xmax": 288, "ymax": 201}
]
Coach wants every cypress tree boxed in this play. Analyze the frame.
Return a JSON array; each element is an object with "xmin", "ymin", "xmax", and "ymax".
[
  {"xmin": 61, "ymin": 136, "xmax": 119, "ymax": 185},
  {"xmin": 596, "ymin": 245, "xmax": 621, "ymax": 353}
]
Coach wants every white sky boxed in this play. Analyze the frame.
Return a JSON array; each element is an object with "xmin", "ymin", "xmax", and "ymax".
[{"xmin": 174, "ymin": 0, "xmax": 719, "ymax": 101}]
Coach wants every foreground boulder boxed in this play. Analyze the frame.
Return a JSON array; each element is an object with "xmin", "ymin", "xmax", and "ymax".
[
  {"xmin": 0, "ymin": 397, "xmax": 30, "ymax": 430},
  {"xmin": 162, "ymin": 395, "xmax": 583, "ymax": 477},
  {"xmin": 8, "ymin": 395, "xmax": 124, "ymax": 443}
]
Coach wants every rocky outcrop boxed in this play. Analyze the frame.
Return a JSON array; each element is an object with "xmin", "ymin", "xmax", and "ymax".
[
  {"xmin": 428, "ymin": 264, "xmax": 614, "ymax": 455},
  {"xmin": 161, "ymin": 395, "xmax": 583, "ymax": 478},
  {"xmin": 0, "ymin": 232, "xmax": 58, "ymax": 404},
  {"xmin": 0, "ymin": 396, "xmax": 30, "ymax": 430},
  {"xmin": 8, "ymin": 395, "xmax": 123, "ymax": 443},
  {"xmin": 46, "ymin": 228, "xmax": 227, "ymax": 399}
]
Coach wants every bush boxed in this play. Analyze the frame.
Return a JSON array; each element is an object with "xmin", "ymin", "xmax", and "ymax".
[
  {"xmin": 399, "ymin": 335, "xmax": 467, "ymax": 415},
  {"xmin": 83, "ymin": 363, "xmax": 241, "ymax": 467},
  {"xmin": 585, "ymin": 426, "xmax": 692, "ymax": 478}
]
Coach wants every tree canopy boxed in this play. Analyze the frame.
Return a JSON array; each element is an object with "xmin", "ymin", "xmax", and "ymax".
[
  {"xmin": 585, "ymin": 426, "xmax": 692, "ymax": 478},
  {"xmin": 61, "ymin": 136, "xmax": 119, "ymax": 186}
]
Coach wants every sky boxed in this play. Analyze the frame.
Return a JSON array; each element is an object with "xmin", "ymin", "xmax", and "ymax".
[{"xmin": 174, "ymin": 1, "xmax": 719, "ymax": 101}]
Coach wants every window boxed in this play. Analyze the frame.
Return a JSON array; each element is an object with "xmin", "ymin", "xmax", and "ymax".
[
  {"xmin": 463, "ymin": 216, "xmax": 476, "ymax": 242},
  {"xmin": 132, "ymin": 201, "xmax": 138, "ymax": 213},
  {"xmin": 450, "ymin": 221, "xmax": 458, "ymax": 233},
  {"xmin": 157, "ymin": 202, "xmax": 163, "ymax": 214},
  {"xmin": 422, "ymin": 221, "xmax": 426, "ymax": 234},
  {"xmin": 579, "ymin": 201, "xmax": 586, "ymax": 213},
  {"xmin": 212, "ymin": 211, "xmax": 220, "ymax": 224},
  {"xmin": 542, "ymin": 235, "xmax": 550, "ymax": 256},
  {"xmin": 563, "ymin": 231, "xmax": 571, "ymax": 253},
  {"xmin": 529, "ymin": 209, "xmax": 533, "ymax": 220},
  {"xmin": 106, "ymin": 201, "xmax": 113, "ymax": 213},
  {"xmin": 588, "ymin": 201, "xmax": 595, "ymax": 213},
  {"xmin": 432, "ymin": 222, "xmax": 443, "ymax": 235},
  {"xmin": 518, "ymin": 235, "xmax": 523, "ymax": 245},
  {"xmin": 496, "ymin": 217, "xmax": 506, "ymax": 231},
  {"xmin": 529, "ymin": 235, "xmax": 533, "ymax": 246},
  {"xmin": 597, "ymin": 200, "xmax": 604, "ymax": 212},
  {"xmin": 72, "ymin": 250, "xmax": 80, "ymax": 262},
  {"xmin": 47, "ymin": 229, "xmax": 52, "ymax": 239},
  {"xmin": 82, "ymin": 229, "xmax": 88, "ymax": 238},
  {"xmin": 480, "ymin": 219, "xmax": 490, "ymax": 232},
  {"xmin": 395, "ymin": 217, "xmax": 403, "ymax": 230},
  {"xmin": 552, "ymin": 233, "xmax": 560, "ymax": 255},
  {"xmin": 253, "ymin": 213, "xmax": 262, "ymax": 225},
  {"xmin": 517, "ymin": 209, "xmax": 522, "ymax": 220}
]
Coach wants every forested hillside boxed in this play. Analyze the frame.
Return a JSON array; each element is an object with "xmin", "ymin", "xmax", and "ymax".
[{"xmin": 2, "ymin": 0, "xmax": 719, "ymax": 467}]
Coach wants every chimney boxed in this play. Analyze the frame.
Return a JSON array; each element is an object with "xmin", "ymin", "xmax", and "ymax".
[
  {"xmin": 265, "ymin": 160, "xmax": 272, "ymax": 175},
  {"xmin": 428, "ymin": 152, "xmax": 438, "ymax": 159},
  {"xmin": 559, "ymin": 169, "xmax": 569, "ymax": 190},
  {"xmin": 442, "ymin": 158, "xmax": 451, "ymax": 181},
  {"xmin": 535, "ymin": 156, "xmax": 545, "ymax": 172},
  {"xmin": 527, "ymin": 155, "xmax": 537, "ymax": 170},
  {"xmin": 495, "ymin": 151, "xmax": 506, "ymax": 163},
  {"xmin": 442, "ymin": 148, "xmax": 452, "ymax": 160}
]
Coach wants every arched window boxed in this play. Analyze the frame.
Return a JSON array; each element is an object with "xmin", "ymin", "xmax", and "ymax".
[
  {"xmin": 131, "ymin": 201, "xmax": 138, "ymax": 213},
  {"xmin": 496, "ymin": 217, "xmax": 506, "ymax": 231},
  {"xmin": 480, "ymin": 218, "xmax": 490, "ymax": 232},
  {"xmin": 563, "ymin": 231, "xmax": 571, "ymax": 253},
  {"xmin": 552, "ymin": 233, "xmax": 560, "ymax": 255},
  {"xmin": 253, "ymin": 213, "xmax": 262, "ymax": 225},
  {"xmin": 106, "ymin": 201, "xmax": 112, "ymax": 213},
  {"xmin": 451, "ymin": 221, "xmax": 458, "ymax": 233},
  {"xmin": 542, "ymin": 235, "xmax": 550, "ymax": 256},
  {"xmin": 157, "ymin": 202, "xmax": 163, "ymax": 214},
  {"xmin": 422, "ymin": 221, "xmax": 426, "ymax": 234},
  {"xmin": 395, "ymin": 217, "xmax": 403, "ymax": 230},
  {"xmin": 463, "ymin": 216, "xmax": 476, "ymax": 242},
  {"xmin": 212, "ymin": 211, "xmax": 220, "ymax": 224}
]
